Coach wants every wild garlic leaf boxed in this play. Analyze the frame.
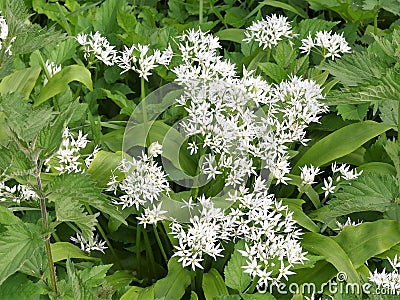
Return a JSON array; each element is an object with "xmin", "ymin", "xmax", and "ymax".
[
  {"xmin": 0, "ymin": 222, "xmax": 44, "ymax": 286},
  {"xmin": 322, "ymin": 173, "xmax": 399, "ymax": 222}
]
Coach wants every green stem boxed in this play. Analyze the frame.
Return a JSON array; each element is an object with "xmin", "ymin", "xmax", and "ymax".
[
  {"xmin": 136, "ymin": 224, "xmax": 142, "ymax": 277},
  {"xmin": 84, "ymin": 204, "xmax": 122, "ymax": 269},
  {"xmin": 143, "ymin": 229, "xmax": 156, "ymax": 278},
  {"xmin": 199, "ymin": 0, "xmax": 204, "ymax": 25},
  {"xmin": 153, "ymin": 225, "xmax": 168, "ymax": 264},
  {"xmin": 36, "ymin": 174, "xmax": 58, "ymax": 294},
  {"xmin": 141, "ymin": 77, "xmax": 149, "ymax": 146},
  {"xmin": 266, "ymin": 48, "xmax": 271, "ymax": 63},
  {"xmin": 245, "ymin": 275, "xmax": 260, "ymax": 294}
]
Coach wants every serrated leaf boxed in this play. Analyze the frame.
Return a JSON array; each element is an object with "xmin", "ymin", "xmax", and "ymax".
[
  {"xmin": 47, "ymin": 173, "xmax": 126, "ymax": 228},
  {"xmin": 35, "ymin": 65, "xmax": 93, "ymax": 107},
  {"xmin": 0, "ymin": 67, "xmax": 41, "ymax": 99},
  {"xmin": 0, "ymin": 222, "xmax": 44, "ymax": 286},
  {"xmin": 258, "ymin": 62, "xmax": 287, "ymax": 83},
  {"xmin": 154, "ymin": 258, "xmax": 191, "ymax": 300},
  {"xmin": 0, "ymin": 93, "xmax": 54, "ymax": 143},
  {"xmin": 0, "ymin": 206, "xmax": 19, "ymax": 225},
  {"xmin": 296, "ymin": 18, "xmax": 339, "ymax": 40},
  {"xmin": 321, "ymin": 173, "xmax": 399, "ymax": 222},
  {"xmin": 0, "ymin": 144, "xmax": 35, "ymax": 180},
  {"xmin": 320, "ymin": 52, "xmax": 388, "ymax": 87},
  {"xmin": 66, "ymin": 258, "xmax": 95, "ymax": 300},
  {"xmin": 333, "ymin": 220, "xmax": 400, "ymax": 268},
  {"xmin": 384, "ymin": 140, "xmax": 400, "ymax": 181},
  {"xmin": 224, "ymin": 240, "xmax": 252, "ymax": 292},
  {"xmin": 336, "ymin": 103, "xmax": 370, "ymax": 121}
]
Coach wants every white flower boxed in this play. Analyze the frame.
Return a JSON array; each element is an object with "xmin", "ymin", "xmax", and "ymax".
[
  {"xmin": 76, "ymin": 32, "xmax": 117, "ymax": 66},
  {"xmin": 321, "ymin": 176, "xmax": 336, "ymax": 197},
  {"xmin": 70, "ymin": 233, "xmax": 107, "ymax": 254},
  {"xmin": 300, "ymin": 31, "xmax": 351, "ymax": 60},
  {"xmin": 44, "ymin": 60, "xmax": 62, "ymax": 85},
  {"xmin": 0, "ymin": 12, "xmax": 8, "ymax": 41},
  {"xmin": 148, "ymin": 141, "xmax": 163, "ymax": 157},
  {"xmin": 243, "ymin": 14, "xmax": 296, "ymax": 49},
  {"xmin": 137, "ymin": 202, "xmax": 167, "ymax": 228},
  {"xmin": 299, "ymin": 165, "xmax": 322, "ymax": 185},
  {"xmin": 335, "ymin": 217, "xmax": 362, "ymax": 231},
  {"xmin": 84, "ymin": 145, "xmax": 101, "ymax": 168}
]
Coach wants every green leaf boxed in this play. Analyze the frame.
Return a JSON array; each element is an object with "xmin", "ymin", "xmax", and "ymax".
[
  {"xmin": 320, "ymin": 52, "xmax": 388, "ymax": 87},
  {"xmin": 333, "ymin": 220, "xmax": 400, "ymax": 268},
  {"xmin": 280, "ymin": 199, "xmax": 320, "ymax": 232},
  {"xmin": 0, "ymin": 273, "xmax": 44, "ymax": 300},
  {"xmin": 384, "ymin": 140, "xmax": 400, "ymax": 180},
  {"xmin": 321, "ymin": 173, "xmax": 399, "ymax": 222},
  {"xmin": 224, "ymin": 240, "xmax": 252, "ymax": 293},
  {"xmin": 0, "ymin": 222, "xmax": 44, "ymax": 286},
  {"xmin": 301, "ymin": 232, "xmax": 360, "ymax": 284},
  {"xmin": 47, "ymin": 173, "xmax": 126, "ymax": 230},
  {"xmin": 336, "ymin": 104, "xmax": 370, "ymax": 121},
  {"xmin": 296, "ymin": 18, "xmax": 339, "ymax": 40},
  {"xmin": 0, "ymin": 93, "xmax": 54, "ymax": 143},
  {"xmin": 121, "ymin": 286, "xmax": 154, "ymax": 300},
  {"xmin": 258, "ymin": 62, "xmax": 287, "ymax": 83},
  {"xmin": 66, "ymin": 258, "xmax": 95, "ymax": 300},
  {"xmin": 94, "ymin": 0, "xmax": 123, "ymax": 34},
  {"xmin": 51, "ymin": 242, "xmax": 98, "ymax": 262},
  {"xmin": 242, "ymin": 293, "xmax": 276, "ymax": 300},
  {"xmin": 0, "ymin": 67, "xmax": 41, "ymax": 99},
  {"xmin": 203, "ymin": 268, "xmax": 229, "ymax": 300},
  {"xmin": 247, "ymin": 1, "xmax": 308, "ymax": 19},
  {"xmin": 215, "ymin": 29, "xmax": 245, "ymax": 44},
  {"xmin": 87, "ymin": 151, "xmax": 123, "ymax": 188},
  {"xmin": 154, "ymin": 258, "xmax": 191, "ymax": 300},
  {"xmin": 294, "ymin": 121, "xmax": 393, "ymax": 172},
  {"xmin": 35, "ymin": 65, "xmax": 93, "ymax": 107},
  {"xmin": 0, "ymin": 206, "xmax": 19, "ymax": 225}
]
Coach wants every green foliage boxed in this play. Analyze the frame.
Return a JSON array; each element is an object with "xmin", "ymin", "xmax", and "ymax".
[{"xmin": 203, "ymin": 268, "xmax": 229, "ymax": 299}]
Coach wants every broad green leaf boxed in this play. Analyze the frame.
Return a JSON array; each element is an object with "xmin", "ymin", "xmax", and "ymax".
[
  {"xmin": 301, "ymin": 232, "xmax": 360, "ymax": 285},
  {"xmin": 294, "ymin": 121, "xmax": 392, "ymax": 172},
  {"xmin": 215, "ymin": 29, "xmax": 245, "ymax": 44},
  {"xmin": 224, "ymin": 240, "xmax": 252, "ymax": 292},
  {"xmin": 336, "ymin": 104, "xmax": 370, "ymax": 121},
  {"xmin": 0, "ymin": 67, "xmax": 41, "ymax": 99},
  {"xmin": 51, "ymin": 242, "xmax": 98, "ymax": 262},
  {"xmin": 105, "ymin": 270, "xmax": 138, "ymax": 290},
  {"xmin": 320, "ymin": 173, "xmax": 398, "ymax": 222},
  {"xmin": 120, "ymin": 286, "xmax": 143, "ymax": 300},
  {"xmin": 242, "ymin": 293, "xmax": 276, "ymax": 300},
  {"xmin": 280, "ymin": 199, "xmax": 320, "ymax": 232},
  {"xmin": 333, "ymin": 220, "xmax": 400, "ymax": 268},
  {"xmin": 0, "ymin": 222, "xmax": 44, "ymax": 286},
  {"xmin": 154, "ymin": 258, "xmax": 191, "ymax": 300},
  {"xmin": 0, "ymin": 273, "xmax": 44, "ymax": 300},
  {"xmin": 94, "ymin": 0, "xmax": 123, "ymax": 34},
  {"xmin": 296, "ymin": 19, "xmax": 339, "ymax": 40},
  {"xmin": 258, "ymin": 62, "xmax": 287, "ymax": 83},
  {"xmin": 357, "ymin": 162, "xmax": 396, "ymax": 177},
  {"xmin": 35, "ymin": 65, "xmax": 93, "ymax": 107},
  {"xmin": 203, "ymin": 268, "xmax": 229, "ymax": 300},
  {"xmin": 87, "ymin": 151, "xmax": 123, "ymax": 188},
  {"xmin": 0, "ymin": 206, "xmax": 19, "ymax": 225},
  {"xmin": 247, "ymin": 0, "xmax": 307, "ymax": 19}
]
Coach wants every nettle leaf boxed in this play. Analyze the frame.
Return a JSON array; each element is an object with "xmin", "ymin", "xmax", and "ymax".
[
  {"xmin": 224, "ymin": 240, "xmax": 252, "ymax": 293},
  {"xmin": 336, "ymin": 103, "xmax": 370, "ymax": 121},
  {"xmin": 0, "ymin": 222, "xmax": 44, "ymax": 286},
  {"xmin": 322, "ymin": 173, "xmax": 399, "ymax": 222},
  {"xmin": 384, "ymin": 140, "xmax": 400, "ymax": 181},
  {"xmin": 0, "ymin": 144, "xmax": 35, "ymax": 180},
  {"xmin": 47, "ymin": 173, "xmax": 126, "ymax": 231},
  {"xmin": 0, "ymin": 93, "xmax": 54, "ymax": 143},
  {"xmin": 66, "ymin": 258, "xmax": 96, "ymax": 300},
  {"xmin": 320, "ymin": 52, "xmax": 388, "ymax": 87},
  {"xmin": 295, "ymin": 18, "xmax": 339, "ymax": 40}
]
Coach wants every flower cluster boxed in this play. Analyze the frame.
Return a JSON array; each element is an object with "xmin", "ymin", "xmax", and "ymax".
[
  {"xmin": 170, "ymin": 177, "xmax": 307, "ymax": 287},
  {"xmin": 0, "ymin": 182, "xmax": 38, "ymax": 204},
  {"xmin": 76, "ymin": 31, "xmax": 117, "ymax": 66},
  {"xmin": 0, "ymin": 11, "xmax": 14, "ymax": 56},
  {"xmin": 70, "ymin": 233, "xmax": 107, "ymax": 254},
  {"xmin": 369, "ymin": 255, "xmax": 400, "ymax": 291},
  {"xmin": 107, "ymin": 151, "xmax": 170, "ymax": 210},
  {"xmin": 173, "ymin": 29, "xmax": 327, "ymax": 187},
  {"xmin": 300, "ymin": 31, "xmax": 351, "ymax": 60},
  {"xmin": 299, "ymin": 162, "xmax": 363, "ymax": 198},
  {"xmin": 116, "ymin": 43, "xmax": 173, "ymax": 81},
  {"xmin": 243, "ymin": 14, "xmax": 296, "ymax": 49},
  {"xmin": 45, "ymin": 127, "xmax": 89, "ymax": 174}
]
